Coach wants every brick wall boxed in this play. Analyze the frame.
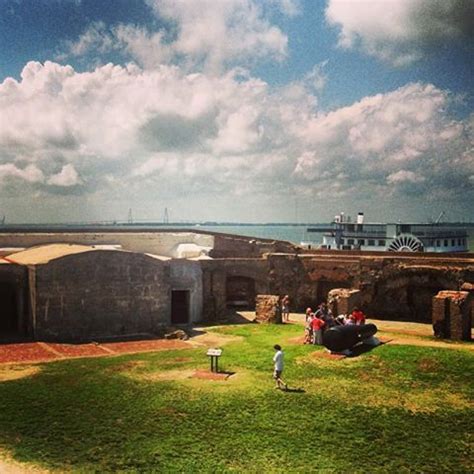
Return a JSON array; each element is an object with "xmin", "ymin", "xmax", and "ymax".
[
  {"xmin": 327, "ymin": 288, "xmax": 361, "ymax": 315},
  {"xmin": 255, "ymin": 295, "xmax": 282, "ymax": 323},
  {"xmin": 432, "ymin": 291, "xmax": 472, "ymax": 341}
]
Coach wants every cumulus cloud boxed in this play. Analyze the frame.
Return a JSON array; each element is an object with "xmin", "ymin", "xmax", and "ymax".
[
  {"xmin": 387, "ymin": 170, "xmax": 425, "ymax": 184},
  {"xmin": 47, "ymin": 164, "xmax": 82, "ymax": 187},
  {"xmin": 326, "ymin": 0, "xmax": 474, "ymax": 66},
  {"xmin": 0, "ymin": 164, "xmax": 44, "ymax": 183},
  {"xmin": 0, "ymin": 61, "xmax": 472, "ymax": 218},
  {"xmin": 60, "ymin": 0, "xmax": 290, "ymax": 72}
]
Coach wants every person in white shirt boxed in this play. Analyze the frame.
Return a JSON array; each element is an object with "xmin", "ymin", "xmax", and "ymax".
[{"xmin": 273, "ymin": 344, "xmax": 288, "ymax": 390}]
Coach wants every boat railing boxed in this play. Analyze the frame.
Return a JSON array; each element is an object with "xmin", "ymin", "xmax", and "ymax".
[{"xmin": 413, "ymin": 230, "xmax": 468, "ymax": 238}]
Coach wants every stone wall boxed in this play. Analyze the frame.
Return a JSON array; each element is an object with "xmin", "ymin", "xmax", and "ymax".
[
  {"xmin": 200, "ymin": 258, "xmax": 269, "ymax": 320},
  {"xmin": 202, "ymin": 253, "xmax": 474, "ymax": 322},
  {"xmin": 33, "ymin": 250, "xmax": 171, "ymax": 341},
  {"xmin": 255, "ymin": 295, "xmax": 281, "ymax": 323},
  {"xmin": 432, "ymin": 291, "xmax": 472, "ymax": 341},
  {"xmin": 327, "ymin": 288, "xmax": 361, "ymax": 316},
  {"xmin": 210, "ymin": 234, "xmax": 297, "ymax": 258}
]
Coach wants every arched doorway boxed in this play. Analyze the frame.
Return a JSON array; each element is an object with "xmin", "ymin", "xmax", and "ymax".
[{"xmin": 226, "ymin": 276, "xmax": 256, "ymax": 309}]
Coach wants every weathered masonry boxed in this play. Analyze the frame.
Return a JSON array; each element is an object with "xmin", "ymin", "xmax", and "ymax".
[{"xmin": 0, "ymin": 229, "xmax": 472, "ymax": 341}]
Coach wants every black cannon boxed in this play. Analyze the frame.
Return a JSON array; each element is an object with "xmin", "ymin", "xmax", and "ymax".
[{"xmin": 322, "ymin": 323, "xmax": 378, "ymax": 353}]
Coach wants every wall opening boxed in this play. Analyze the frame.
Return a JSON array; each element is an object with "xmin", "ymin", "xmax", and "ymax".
[
  {"xmin": 0, "ymin": 282, "xmax": 19, "ymax": 337},
  {"xmin": 372, "ymin": 272, "xmax": 458, "ymax": 321},
  {"xmin": 407, "ymin": 285, "xmax": 445, "ymax": 322},
  {"xmin": 226, "ymin": 276, "xmax": 256, "ymax": 309},
  {"xmin": 171, "ymin": 290, "xmax": 190, "ymax": 325}
]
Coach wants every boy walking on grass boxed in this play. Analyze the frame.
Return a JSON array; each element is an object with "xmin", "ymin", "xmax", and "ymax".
[{"xmin": 273, "ymin": 344, "xmax": 288, "ymax": 390}]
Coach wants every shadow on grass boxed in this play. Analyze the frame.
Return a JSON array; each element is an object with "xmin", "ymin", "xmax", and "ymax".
[
  {"xmin": 350, "ymin": 339, "xmax": 391, "ymax": 357},
  {"xmin": 213, "ymin": 310, "xmax": 255, "ymax": 325},
  {"xmin": 283, "ymin": 387, "xmax": 306, "ymax": 394}
]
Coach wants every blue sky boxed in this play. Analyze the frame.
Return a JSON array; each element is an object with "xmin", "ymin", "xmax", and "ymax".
[{"xmin": 0, "ymin": 0, "xmax": 472, "ymax": 223}]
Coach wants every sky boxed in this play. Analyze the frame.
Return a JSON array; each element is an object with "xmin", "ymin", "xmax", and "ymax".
[{"xmin": 0, "ymin": 0, "xmax": 473, "ymax": 224}]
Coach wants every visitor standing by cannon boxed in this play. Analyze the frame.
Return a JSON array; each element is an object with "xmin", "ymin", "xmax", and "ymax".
[
  {"xmin": 351, "ymin": 307, "xmax": 366, "ymax": 325},
  {"xmin": 311, "ymin": 313, "xmax": 325, "ymax": 345}
]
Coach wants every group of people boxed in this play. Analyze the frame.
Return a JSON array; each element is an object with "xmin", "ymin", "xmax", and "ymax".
[
  {"xmin": 272, "ymin": 304, "xmax": 368, "ymax": 390},
  {"xmin": 304, "ymin": 303, "xmax": 366, "ymax": 345}
]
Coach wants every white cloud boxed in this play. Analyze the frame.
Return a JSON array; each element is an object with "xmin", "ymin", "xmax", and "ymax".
[
  {"xmin": 326, "ymin": 0, "xmax": 474, "ymax": 66},
  {"xmin": 60, "ymin": 0, "xmax": 290, "ymax": 72},
  {"xmin": 47, "ymin": 164, "xmax": 82, "ymax": 187},
  {"xmin": 387, "ymin": 170, "xmax": 425, "ymax": 184},
  {"xmin": 0, "ymin": 164, "xmax": 44, "ymax": 183},
  {"xmin": 0, "ymin": 61, "xmax": 472, "ymax": 219}
]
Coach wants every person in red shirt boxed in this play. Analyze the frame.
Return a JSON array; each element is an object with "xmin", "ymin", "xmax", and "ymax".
[
  {"xmin": 351, "ymin": 307, "xmax": 366, "ymax": 325},
  {"xmin": 311, "ymin": 315, "xmax": 325, "ymax": 345}
]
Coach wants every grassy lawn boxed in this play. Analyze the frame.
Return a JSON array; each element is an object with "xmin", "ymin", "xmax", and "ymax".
[{"xmin": 0, "ymin": 323, "xmax": 472, "ymax": 473}]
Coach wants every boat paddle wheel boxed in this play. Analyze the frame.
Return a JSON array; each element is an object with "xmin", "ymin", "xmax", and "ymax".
[{"xmin": 388, "ymin": 234, "xmax": 423, "ymax": 252}]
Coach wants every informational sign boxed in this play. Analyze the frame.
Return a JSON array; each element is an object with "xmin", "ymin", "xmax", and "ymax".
[
  {"xmin": 206, "ymin": 348, "xmax": 222, "ymax": 372},
  {"xmin": 206, "ymin": 348, "xmax": 222, "ymax": 357}
]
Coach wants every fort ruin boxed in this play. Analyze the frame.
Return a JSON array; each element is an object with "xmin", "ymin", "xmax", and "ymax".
[{"xmin": 0, "ymin": 229, "xmax": 472, "ymax": 342}]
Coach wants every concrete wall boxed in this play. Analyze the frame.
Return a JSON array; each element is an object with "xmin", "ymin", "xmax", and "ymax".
[
  {"xmin": 0, "ymin": 230, "xmax": 299, "ymax": 259},
  {"xmin": 32, "ymin": 250, "xmax": 171, "ymax": 341},
  {"xmin": 170, "ymin": 259, "xmax": 203, "ymax": 324}
]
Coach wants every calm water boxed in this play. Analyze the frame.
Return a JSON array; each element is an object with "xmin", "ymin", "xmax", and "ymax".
[{"xmin": 5, "ymin": 223, "xmax": 473, "ymax": 251}]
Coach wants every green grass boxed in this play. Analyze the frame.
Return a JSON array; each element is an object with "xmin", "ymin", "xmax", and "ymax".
[{"xmin": 0, "ymin": 323, "xmax": 472, "ymax": 473}]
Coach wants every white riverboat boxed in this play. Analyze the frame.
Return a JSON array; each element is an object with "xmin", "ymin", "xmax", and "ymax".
[{"xmin": 307, "ymin": 212, "xmax": 469, "ymax": 253}]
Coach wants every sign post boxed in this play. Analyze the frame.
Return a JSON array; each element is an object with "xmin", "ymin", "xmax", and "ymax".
[{"xmin": 206, "ymin": 348, "xmax": 222, "ymax": 373}]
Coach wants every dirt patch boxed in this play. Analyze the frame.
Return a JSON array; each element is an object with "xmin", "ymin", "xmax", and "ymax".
[
  {"xmin": 107, "ymin": 360, "xmax": 147, "ymax": 373},
  {"xmin": 382, "ymin": 335, "xmax": 474, "ymax": 351},
  {"xmin": 171, "ymin": 357, "xmax": 193, "ymax": 363},
  {"xmin": 0, "ymin": 365, "xmax": 40, "ymax": 382},
  {"xmin": 188, "ymin": 331, "xmax": 243, "ymax": 348},
  {"xmin": 288, "ymin": 336, "xmax": 306, "ymax": 345},
  {"xmin": 311, "ymin": 351, "xmax": 346, "ymax": 361},
  {"xmin": 418, "ymin": 357, "xmax": 440, "ymax": 372},
  {"xmin": 102, "ymin": 339, "xmax": 190, "ymax": 353},
  {"xmin": 133, "ymin": 369, "xmax": 196, "ymax": 381},
  {"xmin": 0, "ymin": 451, "xmax": 50, "ymax": 474},
  {"xmin": 192, "ymin": 370, "xmax": 234, "ymax": 380}
]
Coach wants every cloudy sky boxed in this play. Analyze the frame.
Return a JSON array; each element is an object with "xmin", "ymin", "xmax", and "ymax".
[{"xmin": 0, "ymin": 0, "xmax": 473, "ymax": 223}]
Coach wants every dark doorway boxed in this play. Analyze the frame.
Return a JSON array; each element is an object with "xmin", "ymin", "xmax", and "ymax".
[
  {"xmin": 407, "ymin": 285, "xmax": 444, "ymax": 322},
  {"xmin": 226, "ymin": 276, "xmax": 256, "ymax": 309},
  {"xmin": 0, "ymin": 282, "xmax": 18, "ymax": 335},
  {"xmin": 171, "ymin": 290, "xmax": 190, "ymax": 325}
]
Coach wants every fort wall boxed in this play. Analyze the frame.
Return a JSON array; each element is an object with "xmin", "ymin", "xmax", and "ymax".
[
  {"xmin": 0, "ymin": 231, "xmax": 472, "ymax": 341},
  {"xmin": 0, "ymin": 232, "xmax": 214, "ymax": 258},
  {"xmin": 32, "ymin": 251, "xmax": 170, "ymax": 341},
  {"xmin": 202, "ymin": 253, "xmax": 473, "ymax": 323}
]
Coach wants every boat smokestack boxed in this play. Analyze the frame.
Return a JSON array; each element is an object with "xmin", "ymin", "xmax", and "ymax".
[{"xmin": 357, "ymin": 212, "xmax": 364, "ymax": 225}]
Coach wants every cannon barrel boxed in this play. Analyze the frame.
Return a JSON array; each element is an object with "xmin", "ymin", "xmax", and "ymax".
[{"xmin": 322, "ymin": 323, "xmax": 377, "ymax": 352}]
